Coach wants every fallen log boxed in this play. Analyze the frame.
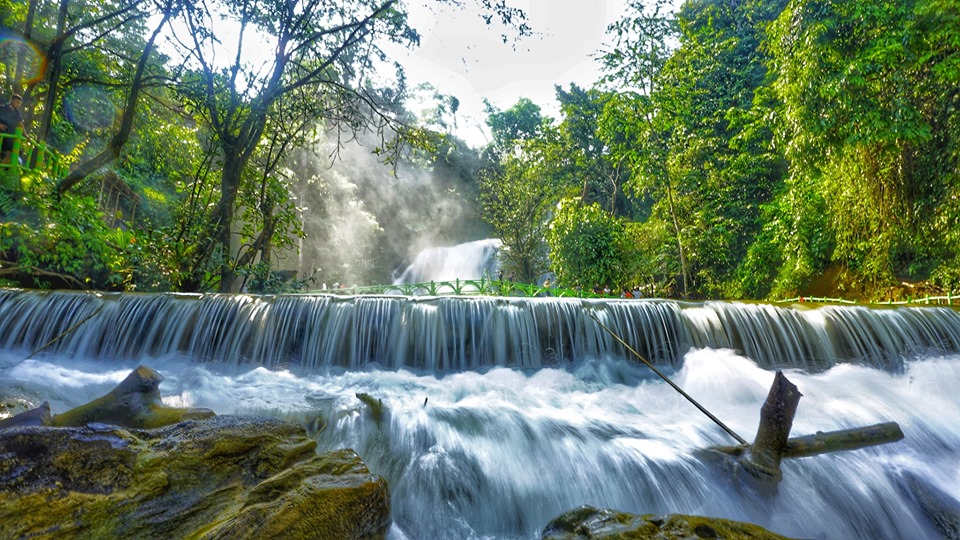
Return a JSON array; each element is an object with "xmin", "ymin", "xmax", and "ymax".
[
  {"xmin": 782, "ymin": 421, "xmax": 904, "ymax": 458},
  {"xmin": 708, "ymin": 371, "xmax": 904, "ymax": 487},
  {"xmin": 50, "ymin": 365, "xmax": 215, "ymax": 429},
  {"xmin": 356, "ymin": 392, "xmax": 384, "ymax": 426},
  {"xmin": 712, "ymin": 422, "xmax": 905, "ymax": 459},
  {"xmin": 588, "ymin": 317, "xmax": 905, "ymax": 490}
]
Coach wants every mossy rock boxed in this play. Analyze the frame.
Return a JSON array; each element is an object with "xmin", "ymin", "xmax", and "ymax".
[
  {"xmin": 49, "ymin": 365, "xmax": 215, "ymax": 429},
  {"xmin": 541, "ymin": 505, "xmax": 797, "ymax": 540},
  {"xmin": 0, "ymin": 415, "xmax": 391, "ymax": 539},
  {"xmin": 0, "ymin": 400, "xmax": 51, "ymax": 428}
]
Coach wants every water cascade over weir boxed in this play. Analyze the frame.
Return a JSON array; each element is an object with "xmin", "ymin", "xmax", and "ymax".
[
  {"xmin": 3, "ymin": 288, "xmax": 960, "ymax": 539},
  {"xmin": 1, "ymin": 289, "xmax": 959, "ymax": 371}
]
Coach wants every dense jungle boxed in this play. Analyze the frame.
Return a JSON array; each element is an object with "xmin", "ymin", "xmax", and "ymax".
[{"xmin": 1, "ymin": 0, "xmax": 959, "ymax": 302}]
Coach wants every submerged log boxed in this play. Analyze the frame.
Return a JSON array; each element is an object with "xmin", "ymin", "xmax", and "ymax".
[
  {"xmin": 709, "ymin": 371, "xmax": 904, "ymax": 487},
  {"xmin": 782, "ymin": 421, "xmax": 904, "ymax": 458},
  {"xmin": 356, "ymin": 392, "xmax": 384, "ymax": 426}
]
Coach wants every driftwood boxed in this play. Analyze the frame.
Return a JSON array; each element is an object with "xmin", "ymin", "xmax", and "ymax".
[
  {"xmin": 356, "ymin": 392, "xmax": 384, "ymax": 426},
  {"xmin": 587, "ymin": 316, "xmax": 903, "ymax": 489},
  {"xmin": 782, "ymin": 421, "xmax": 904, "ymax": 458},
  {"xmin": 711, "ymin": 370, "xmax": 904, "ymax": 486},
  {"xmin": 750, "ymin": 371, "xmax": 801, "ymax": 474},
  {"xmin": 714, "ymin": 422, "xmax": 904, "ymax": 460}
]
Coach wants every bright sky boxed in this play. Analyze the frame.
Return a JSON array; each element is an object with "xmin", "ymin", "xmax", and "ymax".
[
  {"xmin": 397, "ymin": 0, "xmax": 631, "ymax": 147},
  {"xmin": 155, "ymin": 1, "xmax": 632, "ymax": 148}
]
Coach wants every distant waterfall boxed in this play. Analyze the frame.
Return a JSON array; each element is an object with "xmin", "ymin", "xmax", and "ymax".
[
  {"xmin": 394, "ymin": 239, "xmax": 501, "ymax": 284},
  {"xmin": 2, "ymin": 289, "xmax": 958, "ymax": 372}
]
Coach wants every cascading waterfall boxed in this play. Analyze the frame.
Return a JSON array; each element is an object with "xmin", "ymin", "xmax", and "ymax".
[
  {"xmin": 2, "ymin": 288, "xmax": 959, "ymax": 539},
  {"xmin": 393, "ymin": 238, "xmax": 502, "ymax": 284},
  {"xmin": 2, "ymin": 289, "xmax": 959, "ymax": 371}
]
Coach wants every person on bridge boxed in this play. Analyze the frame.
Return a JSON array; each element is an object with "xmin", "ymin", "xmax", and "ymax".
[{"xmin": 0, "ymin": 94, "xmax": 25, "ymax": 164}]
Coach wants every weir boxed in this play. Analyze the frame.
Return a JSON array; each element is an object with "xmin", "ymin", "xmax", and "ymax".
[
  {"xmin": 2, "ymin": 288, "xmax": 960, "ymax": 539},
  {"xmin": 1, "ymin": 288, "xmax": 959, "ymax": 372}
]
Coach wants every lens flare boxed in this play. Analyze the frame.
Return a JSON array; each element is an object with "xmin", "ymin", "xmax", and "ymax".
[
  {"xmin": 0, "ymin": 35, "xmax": 47, "ymax": 85},
  {"xmin": 63, "ymin": 85, "xmax": 119, "ymax": 133}
]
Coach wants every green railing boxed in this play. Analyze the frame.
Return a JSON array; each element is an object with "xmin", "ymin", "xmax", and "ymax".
[
  {"xmin": 315, "ymin": 278, "xmax": 622, "ymax": 299},
  {"xmin": 315, "ymin": 281, "xmax": 958, "ymax": 306},
  {"xmin": 0, "ymin": 128, "xmax": 69, "ymax": 187},
  {"xmin": 776, "ymin": 295, "xmax": 957, "ymax": 306}
]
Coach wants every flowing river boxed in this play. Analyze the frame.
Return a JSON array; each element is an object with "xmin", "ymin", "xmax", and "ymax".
[{"xmin": 1, "ymin": 289, "xmax": 958, "ymax": 539}]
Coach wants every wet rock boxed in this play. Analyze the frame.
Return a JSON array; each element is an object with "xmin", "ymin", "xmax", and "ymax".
[
  {"xmin": 49, "ymin": 365, "xmax": 215, "ymax": 429},
  {"xmin": 0, "ymin": 400, "xmax": 51, "ymax": 428},
  {"xmin": 541, "ymin": 505, "xmax": 796, "ymax": 540},
  {"xmin": 0, "ymin": 395, "xmax": 37, "ymax": 421},
  {"xmin": 903, "ymin": 472, "xmax": 960, "ymax": 540},
  {"xmin": 0, "ymin": 415, "xmax": 391, "ymax": 539}
]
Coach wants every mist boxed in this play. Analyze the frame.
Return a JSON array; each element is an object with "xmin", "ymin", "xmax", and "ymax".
[{"xmin": 288, "ymin": 130, "xmax": 492, "ymax": 287}]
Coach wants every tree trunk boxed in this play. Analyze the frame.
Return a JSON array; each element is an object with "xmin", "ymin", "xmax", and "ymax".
[
  {"xmin": 38, "ymin": 0, "xmax": 70, "ymax": 142},
  {"xmin": 743, "ymin": 371, "xmax": 801, "ymax": 482},
  {"xmin": 214, "ymin": 155, "xmax": 244, "ymax": 292},
  {"xmin": 56, "ymin": 1, "xmax": 172, "ymax": 195},
  {"xmin": 664, "ymin": 179, "xmax": 690, "ymax": 299},
  {"xmin": 14, "ymin": 0, "xmax": 39, "ymax": 96}
]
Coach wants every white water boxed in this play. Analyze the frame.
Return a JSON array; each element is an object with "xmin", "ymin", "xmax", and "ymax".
[
  {"xmin": 2, "ymin": 346, "xmax": 958, "ymax": 539},
  {"xmin": 394, "ymin": 239, "xmax": 501, "ymax": 283}
]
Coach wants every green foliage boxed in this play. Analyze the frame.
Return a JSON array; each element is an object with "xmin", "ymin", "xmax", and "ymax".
[
  {"xmin": 478, "ymin": 136, "xmax": 558, "ymax": 283},
  {"xmin": 3, "ymin": 0, "xmax": 958, "ymax": 301},
  {"xmin": 738, "ymin": 176, "xmax": 832, "ymax": 298},
  {"xmin": 546, "ymin": 198, "xmax": 629, "ymax": 291},
  {"xmin": 761, "ymin": 0, "xmax": 960, "ymax": 294},
  {"xmin": 0, "ymin": 175, "xmax": 135, "ymax": 289},
  {"xmin": 482, "ymin": 98, "xmax": 551, "ymax": 163}
]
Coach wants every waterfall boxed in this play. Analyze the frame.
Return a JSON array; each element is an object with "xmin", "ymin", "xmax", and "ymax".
[
  {"xmin": 394, "ymin": 238, "xmax": 501, "ymax": 284},
  {"xmin": 2, "ymin": 289, "xmax": 959, "ymax": 371},
  {"xmin": 2, "ymin": 288, "xmax": 959, "ymax": 539}
]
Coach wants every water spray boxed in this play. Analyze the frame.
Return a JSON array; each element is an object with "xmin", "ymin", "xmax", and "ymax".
[{"xmin": 587, "ymin": 310, "xmax": 748, "ymax": 445}]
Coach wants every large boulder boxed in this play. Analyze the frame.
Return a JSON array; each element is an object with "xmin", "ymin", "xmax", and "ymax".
[
  {"xmin": 0, "ymin": 415, "xmax": 391, "ymax": 539},
  {"xmin": 541, "ymin": 505, "xmax": 796, "ymax": 540}
]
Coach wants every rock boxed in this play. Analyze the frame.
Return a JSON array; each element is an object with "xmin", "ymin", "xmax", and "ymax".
[
  {"xmin": 0, "ymin": 395, "xmax": 38, "ymax": 421},
  {"xmin": 902, "ymin": 472, "xmax": 960, "ymax": 540},
  {"xmin": 356, "ymin": 392, "xmax": 384, "ymax": 425},
  {"xmin": 0, "ymin": 400, "xmax": 51, "ymax": 428},
  {"xmin": 541, "ymin": 505, "xmax": 796, "ymax": 540},
  {"xmin": 0, "ymin": 415, "xmax": 391, "ymax": 539},
  {"xmin": 49, "ymin": 365, "xmax": 215, "ymax": 429}
]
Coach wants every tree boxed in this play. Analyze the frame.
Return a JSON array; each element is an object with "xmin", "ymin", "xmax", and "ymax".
[
  {"xmin": 764, "ymin": 0, "xmax": 960, "ymax": 294},
  {"xmin": 55, "ymin": 0, "xmax": 176, "ymax": 195},
  {"xmin": 554, "ymin": 84, "xmax": 634, "ymax": 217},
  {"xmin": 479, "ymin": 139, "xmax": 558, "ymax": 283},
  {"xmin": 481, "ymin": 97, "xmax": 549, "ymax": 163},
  {"xmin": 168, "ymin": 0, "xmax": 528, "ymax": 291},
  {"xmin": 597, "ymin": 0, "xmax": 690, "ymax": 297},
  {"xmin": 599, "ymin": 0, "xmax": 787, "ymax": 299},
  {"xmin": 477, "ymin": 98, "xmax": 557, "ymax": 283},
  {"xmin": 546, "ymin": 198, "xmax": 629, "ymax": 291}
]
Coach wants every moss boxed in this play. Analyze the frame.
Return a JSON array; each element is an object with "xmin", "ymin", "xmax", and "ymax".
[
  {"xmin": 49, "ymin": 366, "xmax": 214, "ymax": 430},
  {"xmin": 0, "ymin": 417, "xmax": 391, "ymax": 540},
  {"xmin": 542, "ymin": 506, "xmax": 796, "ymax": 540}
]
